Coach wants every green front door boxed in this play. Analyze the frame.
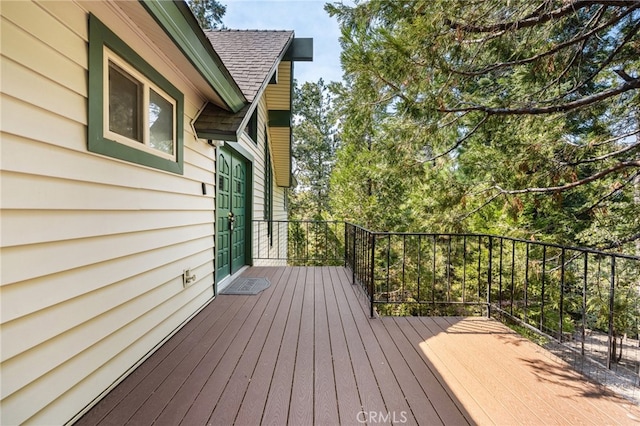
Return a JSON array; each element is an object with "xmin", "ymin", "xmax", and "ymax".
[{"xmin": 216, "ymin": 147, "xmax": 248, "ymax": 281}]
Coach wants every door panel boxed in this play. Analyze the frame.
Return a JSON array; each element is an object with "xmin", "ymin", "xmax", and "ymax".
[
  {"xmin": 216, "ymin": 152, "xmax": 231, "ymax": 279},
  {"xmin": 216, "ymin": 147, "xmax": 248, "ymax": 282},
  {"xmin": 231, "ymin": 161, "xmax": 246, "ymax": 271}
]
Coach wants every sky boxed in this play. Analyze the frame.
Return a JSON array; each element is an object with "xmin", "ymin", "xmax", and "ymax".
[{"xmin": 222, "ymin": 0, "xmax": 345, "ymax": 84}]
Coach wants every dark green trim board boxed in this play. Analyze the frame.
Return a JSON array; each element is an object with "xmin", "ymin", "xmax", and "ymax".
[
  {"xmin": 88, "ymin": 14, "xmax": 184, "ymax": 174},
  {"xmin": 284, "ymin": 38, "xmax": 314, "ymax": 62},
  {"xmin": 224, "ymin": 141, "xmax": 255, "ymax": 163},
  {"xmin": 140, "ymin": 0, "xmax": 246, "ymax": 113},
  {"xmin": 268, "ymin": 110, "xmax": 291, "ymax": 127}
]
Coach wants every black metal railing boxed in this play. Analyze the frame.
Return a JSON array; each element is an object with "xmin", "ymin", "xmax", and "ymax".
[
  {"xmin": 254, "ymin": 220, "xmax": 640, "ymax": 398},
  {"xmin": 344, "ymin": 223, "xmax": 640, "ymax": 399},
  {"xmin": 253, "ymin": 220, "xmax": 345, "ymax": 266}
]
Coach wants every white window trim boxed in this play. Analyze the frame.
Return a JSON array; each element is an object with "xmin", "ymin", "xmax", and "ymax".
[{"xmin": 103, "ymin": 47, "xmax": 177, "ymax": 162}]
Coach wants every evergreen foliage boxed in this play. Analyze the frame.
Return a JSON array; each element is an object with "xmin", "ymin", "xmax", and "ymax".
[
  {"xmin": 325, "ymin": 0, "xmax": 640, "ymax": 253},
  {"xmin": 290, "ymin": 79, "xmax": 341, "ymax": 220},
  {"xmin": 186, "ymin": 0, "xmax": 226, "ymax": 29}
]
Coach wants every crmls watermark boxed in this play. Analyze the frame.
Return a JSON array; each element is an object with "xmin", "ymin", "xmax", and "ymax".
[{"xmin": 356, "ymin": 411, "xmax": 408, "ymax": 424}]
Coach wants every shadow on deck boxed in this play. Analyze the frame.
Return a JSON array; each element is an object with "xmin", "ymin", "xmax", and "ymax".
[{"xmin": 77, "ymin": 266, "xmax": 640, "ymax": 425}]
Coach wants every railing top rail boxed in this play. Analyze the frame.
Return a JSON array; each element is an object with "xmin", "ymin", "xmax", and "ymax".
[{"xmin": 343, "ymin": 221, "xmax": 640, "ymax": 261}]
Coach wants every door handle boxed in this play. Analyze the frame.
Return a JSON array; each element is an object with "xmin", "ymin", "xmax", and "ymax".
[{"xmin": 228, "ymin": 212, "xmax": 235, "ymax": 231}]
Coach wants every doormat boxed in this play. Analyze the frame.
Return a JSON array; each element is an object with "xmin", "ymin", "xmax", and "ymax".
[{"xmin": 220, "ymin": 277, "xmax": 271, "ymax": 295}]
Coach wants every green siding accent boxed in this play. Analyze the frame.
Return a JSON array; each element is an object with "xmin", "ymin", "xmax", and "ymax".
[
  {"xmin": 140, "ymin": 0, "xmax": 246, "ymax": 113},
  {"xmin": 200, "ymin": 131, "xmax": 238, "ymax": 142},
  {"xmin": 268, "ymin": 110, "xmax": 291, "ymax": 127},
  {"xmin": 88, "ymin": 14, "xmax": 184, "ymax": 174}
]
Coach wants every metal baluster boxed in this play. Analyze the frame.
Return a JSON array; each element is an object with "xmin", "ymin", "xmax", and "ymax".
[
  {"xmin": 559, "ymin": 248, "xmax": 565, "ymax": 343},
  {"xmin": 607, "ymin": 256, "xmax": 616, "ymax": 369},
  {"xmin": 582, "ymin": 252, "xmax": 588, "ymax": 356},
  {"xmin": 417, "ymin": 235, "xmax": 422, "ymax": 303},
  {"xmin": 499, "ymin": 238, "xmax": 503, "ymax": 314},
  {"xmin": 447, "ymin": 237, "xmax": 452, "ymax": 303},
  {"xmin": 478, "ymin": 236, "xmax": 482, "ymax": 300},
  {"xmin": 370, "ymin": 233, "xmax": 376, "ymax": 318},
  {"xmin": 488, "ymin": 236, "xmax": 493, "ymax": 318},
  {"xmin": 402, "ymin": 235, "xmax": 406, "ymax": 303},
  {"xmin": 386, "ymin": 234, "xmax": 391, "ymax": 302},
  {"xmin": 541, "ymin": 246, "xmax": 547, "ymax": 333},
  {"xmin": 525, "ymin": 243, "xmax": 529, "ymax": 324},
  {"xmin": 510, "ymin": 240, "xmax": 516, "ymax": 316},
  {"xmin": 432, "ymin": 236, "xmax": 437, "ymax": 307},
  {"xmin": 463, "ymin": 236, "xmax": 467, "ymax": 304}
]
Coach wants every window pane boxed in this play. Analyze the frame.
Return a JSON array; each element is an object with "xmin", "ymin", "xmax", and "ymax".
[
  {"xmin": 109, "ymin": 62, "xmax": 141, "ymax": 141},
  {"xmin": 149, "ymin": 89, "xmax": 174, "ymax": 155}
]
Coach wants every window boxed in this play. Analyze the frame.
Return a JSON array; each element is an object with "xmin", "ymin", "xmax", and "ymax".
[{"xmin": 88, "ymin": 14, "xmax": 184, "ymax": 174}]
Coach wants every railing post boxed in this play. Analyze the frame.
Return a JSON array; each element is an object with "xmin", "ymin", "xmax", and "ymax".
[
  {"xmin": 541, "ymin": 245, "xmax": 547, "ymax": 332},
  {"xmin": 498, "ymin": 238, "xmax": 503, "ymax": 312},
  {"xmin": 607, "ymin": 256, "xmax": 616, "ymax": 369},
  {"xmin": 370, "ymin": 232, "xmax": 376, "ymax": 318},
  {"xmin": 487, "ymin": 236, "xmax": 493, "ymax": 318},
  {"xmin": 582, "ymin": 252, "xmax": 588, "ymax": 356},
  {"xmin": 344, "ymin": 223, "xmax": 348, "ymax": 267},
  {"xmin": 559, "ymin": 248, "xmax": 565, "ymax": 343},
  {"xmin": 524, "ymin": 242, "xmax": 529, "ymax": 324},
  {"xmin": 510, "ymin": 240, "xmax": 515, "ymax": 316},
  {"xmin": 352, "ymin": 226, "xmax": 357, "ymax": 284}
]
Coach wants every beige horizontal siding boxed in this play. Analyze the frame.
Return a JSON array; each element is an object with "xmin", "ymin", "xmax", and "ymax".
[
  {"xmin": 265, "ymin": 61, "xmax": 291, "ymax": 110},
  {"xmin": 2, "ymin": 253, "xmax": 213, "ymax": 398},
  {"xmin": 0, "ymin": 1, "xmax": 219, "ymax": 424}
]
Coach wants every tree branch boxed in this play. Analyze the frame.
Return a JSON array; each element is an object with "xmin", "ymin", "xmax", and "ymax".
[
  {"xmin": 563, "ymin": 140, "xmax": 640, "ymax": 165},
  {"xmin": 427, "ymin": 114, "xmax": 489, "ymax": 161},
  {"xmin": 445, "ymin": 0, "xmax": 638, "ymax": 33},
  {"xmin": 540, "ymin": 18, "xmax": 640, "ymax": 103},
  {"xmin": 580, "ymin": 170, "xmax": 640, "ymax": 214},
  {"xmin": 440, "ymin": 78, "xmax": 640, "ymax": 115},
  {"xmin": 600, "ymin": 231, "xmax": 640, "ymax": 249},
  {"xmin": 451, "ymin": 4, "xmax": 637, "ymax": 77},
  {"xmin": 457, "ymin": 190, "xmax": 504, "ymax": 222},
  {"xmin": 495, "ymin": 161, "xmax": 640, "ymax": 194},
  {"xmin": 591, "ymin": 129, "xmax": 640, "ymax": 147}
]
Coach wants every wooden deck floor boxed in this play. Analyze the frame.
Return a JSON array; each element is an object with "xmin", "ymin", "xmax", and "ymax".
[{"xmin": 77, "ymin": 266, "xmax": 640, "ymax": 425}]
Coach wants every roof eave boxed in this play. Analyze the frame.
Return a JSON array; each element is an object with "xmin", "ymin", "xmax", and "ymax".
[{"xmin": 140, "ymin": 0, "xmax": 246, "ymax": 112}]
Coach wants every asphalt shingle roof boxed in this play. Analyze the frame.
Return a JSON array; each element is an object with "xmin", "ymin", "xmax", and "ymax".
[{"xmin": 205, "ymin": 30, "xmax": 294, "ymax": 102}]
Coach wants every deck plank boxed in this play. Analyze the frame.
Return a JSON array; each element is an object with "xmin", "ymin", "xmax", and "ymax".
[
  {"xmin": 287, "ymin": 267, "xmax": 315, "ymax": 425},
  {"xmin": 313, "ymin": 267, "xmax": 340, "ymax": 425},
  {"xmin": 400, "ymin": 315, "xmax": 518, "ymax": 425},
  {"xmin": 179, "ymin": 268, "xmax": 287, "ymax": 425},
  {"xmin": 149, "ymin": 294, "xmax": 253, "ymax": 426},
  {"xmin": 260, "ymin": 267, "xmax": 304, "ymax": 426},
  {"xmin": 325, "ymin": 267, "xmax": 363, "ymax": 425},
  {"xmin": 85, "ymin": 294, "xmax": 247, "ymax": 426},
  {"xmin": 423, "ymin": 316, "xmax": 549, "ymax": 425},
  {"xmin": 439, "ymin": 317, "xmax": 639, "ymax": 425},
  {"xmin": 228, "ymin": 266, "xmax": 298, "ymax": 425},
  {"xmin": 330, "ymin": 267, "xmax": 388, "ymax": 419},
  {"xmin": 432, "ymin": 316, "xmax": 599, "ymax": 425},
  {"xmin": 379, "ymin": 317, "xmax": 470, "ymax": 425},
  {"xmin": 208, "ymin": 267, "xmax": 294, "ymax": 425},
  {"xmin": 76, "ymin": 266, "xmax": 640, "ymax": 426}
]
